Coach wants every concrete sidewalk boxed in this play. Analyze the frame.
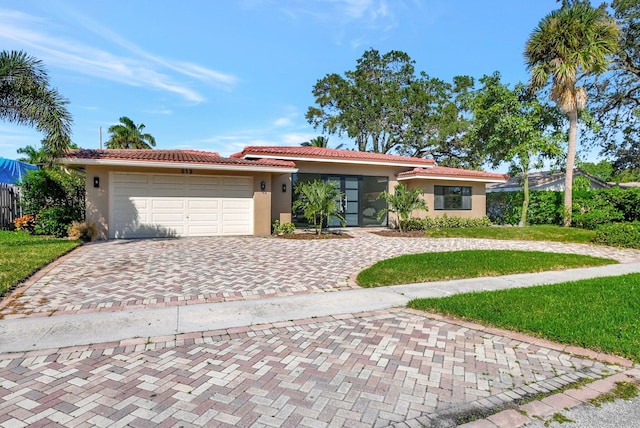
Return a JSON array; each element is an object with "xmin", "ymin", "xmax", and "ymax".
[{"xmin": 3, "ymin": 261, "xmax": 640, "ymax": 354}]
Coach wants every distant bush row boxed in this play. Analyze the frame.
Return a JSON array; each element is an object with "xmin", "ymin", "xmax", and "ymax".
[
  {"xmin": 487, "ymin": 187, "xmax": 640, "ymax": 229},
  {"xmin": 402, "ymin": 214, "xmax": 493, "ymax": 231}
]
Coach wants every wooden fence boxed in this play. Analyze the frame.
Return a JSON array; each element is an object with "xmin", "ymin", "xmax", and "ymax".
[{"xmin": 0, "ymin": 184, "xmax": 21, "ymax": 230}]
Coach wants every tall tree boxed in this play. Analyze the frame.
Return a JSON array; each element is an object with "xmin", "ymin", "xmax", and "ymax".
[
  {"xmin": 106, "ymin": 116, "xmax": 156, "ymax": 149},
  {"xmin": 588, "ymin": 1, "xmax": 640, "ymax": 176},
  {"xmin": 306, "ymin": 49, "xmax": 473, "ymax": 166},
  {"xmin": 398, "ymin": 74, "xmax": 477, "ymax": 168},
  {"xmin": 525, "ymin": 2, "xmax": 619, "ymax": 226},
  {"xmin": 0, "ymin": 50, "xmax": 72, "ymax": 160},
  {"xmin": 468, "ymin": 73, "xmax": 565, "ymax": 226}
]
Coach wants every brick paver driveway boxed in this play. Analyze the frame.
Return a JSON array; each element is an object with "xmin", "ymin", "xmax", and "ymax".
[
  {"xmin": 0, "ymin": 309, "xmax": 627, "ymax": 427},
  {"xmin": 2, "ymin": 232, "xmax": 640, "ymax": 319},
  {"xmin": 1, "ymin": 232, "xmax": 639, "ymax": 427}
]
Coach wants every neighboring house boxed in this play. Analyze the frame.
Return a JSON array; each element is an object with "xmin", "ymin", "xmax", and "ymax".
[
  {"xmin": 59, "ymin": 146, "xmax": 507, "ymax": 239},
  {"xmin": 486, "ymin": 169, "xmax": 610, "ymax": 193}
]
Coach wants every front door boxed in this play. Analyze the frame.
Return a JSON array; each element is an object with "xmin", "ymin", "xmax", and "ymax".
[{"xmin": 327, "ymin": 176, "xmax": 360, "ymax": 227}]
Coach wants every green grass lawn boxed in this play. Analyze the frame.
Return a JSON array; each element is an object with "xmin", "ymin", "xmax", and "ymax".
[
  {"xmin": 422, "ymin": 225, "xmax": 596, "ymax": 244},
  {"xmin": 0, "ymin": 230, "xmax": 80, "ymax": 296},
  {"xmin": 356, "ymin": 250, "xmax": 616, "ymax": 287},
  {"xmin": 408, "ymin": 273, "xmax": 640, "ymax": 362}
]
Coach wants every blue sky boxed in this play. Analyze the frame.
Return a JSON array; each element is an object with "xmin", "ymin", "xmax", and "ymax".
[{"xmin": 1, "ymin": 0, "xmax": 562, "ymax": 168}]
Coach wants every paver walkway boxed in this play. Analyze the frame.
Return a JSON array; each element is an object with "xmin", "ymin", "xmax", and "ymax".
[
  {"xmin": 2, "ymin": 232, "xmax": 640, "ymax": 427},
  {"xmin": 2, "ymin": 233, "xmax": 640, "ymax": 319},
  {"xmin": 0, "ymin": 309, "xmax": 628, "ymax": 428}
]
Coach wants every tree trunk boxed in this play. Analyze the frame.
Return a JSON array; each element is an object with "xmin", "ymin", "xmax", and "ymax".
[
  {"xmin": 520, "ymin": 172, "xmax": 529, "ymax": 227},
  {"xmin": 564, "ymin": 108, "xmax": 578, "ymax": 227}
]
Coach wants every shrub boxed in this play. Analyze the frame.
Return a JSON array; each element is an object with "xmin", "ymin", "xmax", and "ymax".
[
  {"xmin": 20, "ymin": 169, "xmax": 85, "ymax": 220},
  {"xmin": 272, "ymin": 219, "xmax": 295, "ymax": 235},
  {"xmin": 14, "ymin": 215, "xmax": 35, "ymax": 233},
  {"xmin": 68, "ymin": 221, "xmax": 97, "ymax": 241},
  {"xmin": 423, "ymin": 214, "xmax": 492, "ymax": 229},
  {"xmin": 592, "ymin": 222, "xmax": 640, "ymax": 249},
  {"xmin": 487, "ymin": 191, "xmax": 523, "ymax": 225},
  {"xmin": 572, "ymin": 190, "xmax": 624, "ymax": 229},
  {"xmin": 528, "ymin": 191, "xmax": 563, "ymax": 225},
  {"xmin": 35, "ymin": 206, "xmax": 78, "ymax": 237},
  {"xmin": 403, "ymin": 218, "xmax": 425, "ymax": 231}
]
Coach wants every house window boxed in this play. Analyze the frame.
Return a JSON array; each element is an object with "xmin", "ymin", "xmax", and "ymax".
[{"xmin": 434, "ymin": 186, "xmax": 472, "ymax": 210}]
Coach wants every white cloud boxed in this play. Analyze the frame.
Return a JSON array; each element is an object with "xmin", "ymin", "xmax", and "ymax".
[
  {"xmin": 0, "ymin": 8, "xmax": 238, "ymax": 103},
  {"xmin": 273, "ymin": 117, "xmax": 292, "ymax": 127}
]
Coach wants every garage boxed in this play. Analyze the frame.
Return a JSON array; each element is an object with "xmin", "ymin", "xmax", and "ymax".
[{"xmin": 110, "ymin": 172, "xmax": 254, "ymax": 238}]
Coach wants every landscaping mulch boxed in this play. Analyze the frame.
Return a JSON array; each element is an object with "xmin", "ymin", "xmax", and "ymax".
[
  {"xmin": 371, "ymin": 230, "xmax": 425, "ymax": 237},
  {"xmin": 275, "ymin": 232, "xmax": 353, "ymax": 240}
]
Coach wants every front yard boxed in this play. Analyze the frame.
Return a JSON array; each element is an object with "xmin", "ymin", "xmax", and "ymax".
[
  {"xmin": 408, "ymin": 273, "xmax": 640, "ymax": 362},
  {"xmin": 0, "ymin": 231, "xmax": 79, "ymax": 296},
  {"xmin": 356, "ymin": 250, "xmax": 616, "ymax": 287}
]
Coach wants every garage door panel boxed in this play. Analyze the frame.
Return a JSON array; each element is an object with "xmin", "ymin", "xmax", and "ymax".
[
  {"xmin": 111, "ymin": 173, "xmax": 254, "ymax": 238},
  {"xmin": 152, "ymin": 199, "xmax": 185, "ymax": 209},
  {"xmin": 222, "ymin": 199, "xmax": 252, "ymax": 210},
  {"xmin": 151, "ymin": 212, "xmax": 184, "ymax": 222},
  {"xmin": 188, "ymin": 199, "xmax": 220, "ymax": 210},
  {"xmin": 221, "ymin": 224, "xmax": 252, "ymax": 235}
]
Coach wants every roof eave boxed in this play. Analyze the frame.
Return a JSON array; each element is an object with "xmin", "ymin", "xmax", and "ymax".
[
  {"xmin": 58, "ymin": 158, "xmax": 298, "ymax": 174},
  {"xmin": 398, "ymin": 174, "xmax": 507, "ymax": 183},
  {"xmin": 242, "ymin": 153, "xmax": 435, "ymax": 169}
]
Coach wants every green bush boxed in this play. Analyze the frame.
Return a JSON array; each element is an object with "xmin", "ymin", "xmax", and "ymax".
[
  {"xmin": 592, "ymin": 222, "xmax": 640, "ymax": 249},
  {"xmin": 35, "ymin": 206, "xmax": 79, "ymax": 237},
  {"xmin": 20, "ymin": 169, "xmax": 85, "ymax": 219},
  {"xmin": 403, "ymin": 218, "xmax": 425, "ymax": 231},
  {"xmin": 272, "ymin": 219, "xmax": 295, "ymax": 235},
  {"xmin": 572, "ymin": 190, "xmax": 624, "ymax": 229},
  {"xmin": 528, "ymin": 191, "xmax": 563, "ymax": 225},
  {"xmin": 423, "ymin": 214, "xmax": 492, "ymax": 229},
  {"xmin": 487, "ymin": 191, "xmax": 523, "ymax": 225}
]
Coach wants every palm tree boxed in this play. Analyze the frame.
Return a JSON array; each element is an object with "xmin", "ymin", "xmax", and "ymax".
[
  {"xmin": 525, "ymin": 2, "xmax": 618, "ymax": 226},
  {"xmin": 376, "ymin": 184, "xmax": 428, "ymax": 232},
  {"xmin": 16, "ymin": 144, "xmax": 47, "ymax": 166},
  {"xmin": 292, "ymin": 180, "xmax": 345, "ymax": 234},
  {"xmin": 301, "ymin": 136, "xmax": 344, "ymax": 149},
  {"xmin": 301, "ymin": 136, "xmax": 329, "ymax": 148},
  {"xmin": 0, "ymin": 50, "xmax": 73, "ymax": 160},
  {"xmin": 106, "ymin": 116, "xmax": 156, "ymax": 149}
]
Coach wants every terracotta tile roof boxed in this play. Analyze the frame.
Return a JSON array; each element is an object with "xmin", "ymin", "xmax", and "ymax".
[
  {"xmin": 62, "ymin": 149, "xmax": 296, "ymax": 168},
  {"xmin": 234, "ymin": 146, "xmax": 436, "ymax": 167},
  {"xmin": 398, "ymin": 166, "xmax": 509, "ymax": 181}
]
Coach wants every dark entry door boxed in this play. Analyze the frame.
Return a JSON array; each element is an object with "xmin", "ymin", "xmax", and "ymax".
[{"xmin": 326, "ymin": 175, "xmax": 360, "ymax": 227}]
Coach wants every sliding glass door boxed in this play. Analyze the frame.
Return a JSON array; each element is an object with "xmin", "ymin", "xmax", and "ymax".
[{"xmin": 292, "ymin": 173, "xmax": 388, "ymax": 228}]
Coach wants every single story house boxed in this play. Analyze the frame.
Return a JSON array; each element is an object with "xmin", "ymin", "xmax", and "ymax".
[
  {"xmin": 486, "ymin": 169, "xmax": 610, "ymax": 193},
  {"xmin": 59, "ymin": 146, "xmax": 508, "ymax": 239}
]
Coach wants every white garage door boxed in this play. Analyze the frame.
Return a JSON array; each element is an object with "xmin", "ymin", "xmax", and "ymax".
[{"xmin": 110, "ymin": 173, "xmax": 254, "ymax": 238}]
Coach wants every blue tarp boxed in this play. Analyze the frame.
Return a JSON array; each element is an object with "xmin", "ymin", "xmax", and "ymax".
[{"xmin": 0, "ymin": 158, "xmax": 38, "ymax": 184}]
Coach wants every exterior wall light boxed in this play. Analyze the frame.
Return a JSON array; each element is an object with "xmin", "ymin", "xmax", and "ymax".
[
  {"xmin": 282, "ymin": 183, "xmax": 287, "ymax": 193},
  {"xmin": 260, "ymin": 180, "xmax": 266, "ymax": 191},
  {"xmin": 93, "ymin": 177, "xmax": 100, "ymax": 188}
]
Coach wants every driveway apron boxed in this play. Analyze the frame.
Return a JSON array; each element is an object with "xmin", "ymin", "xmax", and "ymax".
[
  {"xmin": 1, "ymin": 232, "xmax": 640, "ymax": 427},
  {"xmin": 2, "ymin": 233, "xmax": 640, "ymax": 319}
]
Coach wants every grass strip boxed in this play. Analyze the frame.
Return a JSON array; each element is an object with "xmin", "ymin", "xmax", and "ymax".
[
  {"xmin": 0, "ymin": 231, "xmax": 80, "ymax": 296},
  {"xmin": 422, "ymin": 225, "xmax": 596, "ymax": 244},
  {"xmin": 356, "ymin": 250, "xmax": 616, "ymax": 287},
  {"xmin": 408, "ymin": 273, "xmax": 640, "ymax": 362}
]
